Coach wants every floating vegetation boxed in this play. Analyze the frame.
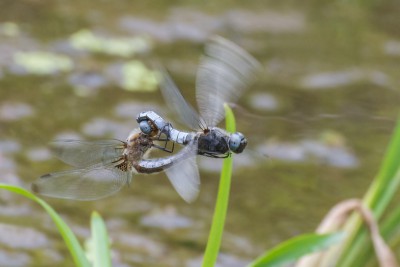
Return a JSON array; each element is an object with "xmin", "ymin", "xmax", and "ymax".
[
  {"xmin": 69, "ymin": 29, "xmax": 151, "ymax": 57},
  {"xmin": 384, "ymin": 40, "xmax": 400, "ymax": 56},
  {"xmin": 121, "ymin": 60, "xmax": 158, "ymax": 92},
  {"xmin": 0, "ymin": 22, "xmax": 20, "ymax": 37},
  {"xmin": 13, "ymin": 51, "xmax": 73, "ymax": 75}
]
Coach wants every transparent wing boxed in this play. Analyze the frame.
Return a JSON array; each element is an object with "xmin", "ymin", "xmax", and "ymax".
[
  {"xmin": 31, "ymin": 163, "xmax": 132, "ymax": 201},
  {"xmin": 196, "ymin": 36, "xmax": 262, "ymax": 126},
  {"xmin": 157, "ymin": 66, "xmax": 206, "ymax": 130},
  {"xmin": 165, "ymin": 140, "xmax": 200, "ymax": 203},
  {"xmin": 50, "ymin": 140, "xmax": 125, "ymax": 168}
]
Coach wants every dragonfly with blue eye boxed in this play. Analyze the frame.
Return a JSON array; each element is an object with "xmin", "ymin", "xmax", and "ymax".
[
  {"xmin": 31, "ymin": 36, "xmax": 260, "ymax": 203},
  {"xmin": 31, "ymin": 129, "xmax": 201, "ymax": 203},
  {"xmin": 137, "ymin": 36, "xmax": 261, "ymax": 158},
  {"xmin": 136, "ymin": 110, "xmax": 246, "ymax": 158}
]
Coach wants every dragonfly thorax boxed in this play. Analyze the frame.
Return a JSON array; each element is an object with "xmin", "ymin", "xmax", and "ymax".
[
  {"xmin": 125, "ymin": 131, "xmax": 153, "ymax": 165},
  {"xmin": 197, "ymin": 128, "xmax": 230, "ymax": 157}
]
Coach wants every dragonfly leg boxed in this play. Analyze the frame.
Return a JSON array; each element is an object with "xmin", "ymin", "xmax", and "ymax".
[
  {"xmin": 152, "ymin": 141, "xmax": 175, "ymax": 153},
  {"xmin": 155, "ymin": 123, "xmax": 174, "ymax": 141},
  {"xmin": 199, "ymin": 151, "xmax": 231, "ymax": 158}
]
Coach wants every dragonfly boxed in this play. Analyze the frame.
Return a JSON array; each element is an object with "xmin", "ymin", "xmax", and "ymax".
[
  {"xmin": 32, "ymin": 129, "xmax": 200, "ymax": 202},
  {"xmin": 137, "ymin": 36, "xmax": 261, "ymax": 158}
]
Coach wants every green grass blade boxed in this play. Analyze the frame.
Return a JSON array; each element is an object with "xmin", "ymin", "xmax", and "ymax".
[
  {"xmin": 201, "ymin": 104, "xmax": 235, "ymax": 267},
  {"xmin": 337, "ymin": 115, "xmax": 400, "ymax": 267},
  {"xmin": 223, "ymin": 103, "xmax": 236, "ymax": 133},
  {"xmin": 249, "ymin": 232, "xmax": 345, "ymax": 267},
  {"xmin": 91, "ymin": 211, "xmax": 111, "ymax": 267},
  {"xmin": 353, "ymin": 203, "xmax": 400, "ymax": 267},
  {"xmin": 0, "ymin": 183, "xmax": 90, "ymax": 267},
  {"xmin": 382, "ymin": 204, "xmax": 400, "ymax": 241},
  {"xmin": 364, "ymin": 115, "xmax": 400, "ymax": 215}
]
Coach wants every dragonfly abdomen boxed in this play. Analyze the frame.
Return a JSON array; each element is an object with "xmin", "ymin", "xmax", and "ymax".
[
  {"xmin": 168, "ymin": 128, "xmax": 192, "ymax": 144},
  {"xmin": 134, "ymin": 140, "xmax": 197, "ymax": 173},
  {"xmin": 134, "ymin": 158, "xmax": 174, "ymax": 173}
]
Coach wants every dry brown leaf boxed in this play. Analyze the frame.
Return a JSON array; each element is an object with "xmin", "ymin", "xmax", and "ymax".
[{"xmin": 295, "ymin": 199, "xmax": 398, "ymax": 267}]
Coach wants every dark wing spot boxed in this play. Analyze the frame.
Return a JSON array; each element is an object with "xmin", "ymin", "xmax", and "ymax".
[{"xmin": 116, "ymin": 161, "xmax": 128, "ymax": 172}]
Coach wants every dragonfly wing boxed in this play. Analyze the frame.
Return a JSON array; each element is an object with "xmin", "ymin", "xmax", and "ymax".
[
  {"xmin": 157, "ymin": 66, "xmax": 205, "ymax": 131},
  {"xmin": 165, "ymin": 140, "xmax": 200, "ymax": 203},
  {"xmin": 32, "ymin": 163, "xmax": 132, "ymax": 201},
  {"xmin": 50, "ymin": 140, "xmax": 125, "ymax": 168},
  {"xmin": 196, "ymin": 36, "xmax": 262, "ymax": 126}
]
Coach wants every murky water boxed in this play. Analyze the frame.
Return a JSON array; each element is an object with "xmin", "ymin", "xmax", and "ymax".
[{"xmin": 0, "ymin": 1, "xmax": 400, "ymax": 266}]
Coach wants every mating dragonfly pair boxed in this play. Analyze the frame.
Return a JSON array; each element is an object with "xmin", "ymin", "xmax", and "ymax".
[{"xmin": 32, "ymin": 36, "xmax": 261, "ymax": 203}]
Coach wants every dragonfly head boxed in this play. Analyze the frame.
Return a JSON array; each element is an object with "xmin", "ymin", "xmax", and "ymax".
[{"xmin": 229, "ymin": 132, "xmax": 247, "ymax": 154}]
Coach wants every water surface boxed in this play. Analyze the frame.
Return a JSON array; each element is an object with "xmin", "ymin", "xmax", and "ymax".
[{"xmin": 0, "ymin": 1, "xmax": 399, "ymax": 266}]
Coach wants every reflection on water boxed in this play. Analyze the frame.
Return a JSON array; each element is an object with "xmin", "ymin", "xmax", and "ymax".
[
  {"xmin": 258, "ymin": 132, "xmax": 359, "ymax": 168},
  {"xmin": 0, "ymin": 250, "xmax": 30, "ymax": 267},
  {"xmin": 0, "ymin": 1, "xmax": 400, "ymax": 266},
  {"xmin": 0, "ymin": 224, "xmax": 49, "ymax": 249},
  {"xmin": 26, "ymin": 147, "xmax": 52, "ymax": 162},
  {"xmin": 249, "ymin": 92, "xmax": 278, "ymax": 111},
  {"xmin": 300, "ymin": 68, "xmax": 392, "ymax": 90},
  {"xmin": 140, "ymin": 206, "xmax": 193, "ymax": 230},
  {"xmin": 68, "ymin": 72, "xmax": 107, "ymax": 94},
  {"xmin": 120, "ymin": 8, "xmax": 305, "ymax": 43},
  {"xmin": 81, "ymin": 117, "xmax": 134, "ymax": 139},
  {"xmin": 385, "ymin": 40, "xmax": 400, "ymax": 56},
  {"xmin": 188, "ymin": 253, "xmax": 251, "ymax": 267},
  {"xmin": 0, "ymin": 102, "xmax": 34, "ymax": 121}
]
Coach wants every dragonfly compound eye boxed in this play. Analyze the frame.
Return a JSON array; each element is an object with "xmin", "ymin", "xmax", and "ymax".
[
  {"xmin": 139, "ymin": 120, "xmax": 153, "ymax": 135},
  {"xmin": 229, "ymin": 132, "xmax": 247, "ymax": 154}
]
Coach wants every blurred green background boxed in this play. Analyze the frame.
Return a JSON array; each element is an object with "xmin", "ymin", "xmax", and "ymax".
[{"xmin": 0, "ymin": 1, "xmax": 399, "ymax": 266}]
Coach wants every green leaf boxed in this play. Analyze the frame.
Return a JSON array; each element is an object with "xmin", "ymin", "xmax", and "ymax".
[
  {"xmin": 201, "ymin": 104, "xmax": 235, "ymax": 267},
  {"xmin": 249, "ymin": 232, "xmax": 345, "ymax": 267},
  {"xmin": 355, "ymin": 205, "xmax": 400, "ymax": 267},
  {"xmin": 0, "ymin": 183, "xmax": 90, "ymax": 267},
  {"xmin": 365, "ymin": 115, "xmax": 400, "ymax": 218},
  {"xmin": 91, "ymin": 211, "xmax": 111, "ymax": 267},
  {"xmin": 337, "ymin": 114, "xmax": 400, "ymax": 267}
]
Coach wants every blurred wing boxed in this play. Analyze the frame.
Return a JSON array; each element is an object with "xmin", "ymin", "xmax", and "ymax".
[
  {"xmin": 50, "ymin": 140, "xmax": 125, "ymax": 168},
  {"xmin": 165, "ymin": 140, "xmax": 200, "ymax": 203},
  {"xmin": 32, "ymin": 163, "xmax": 132, "ymax": 201},
  {"xmin": 157, "ymin": 66, "xmax": 206, "ymax": 130},
  {"xmin": 196, "ymin": 36, "xmax": 262, "ymax": 126}
]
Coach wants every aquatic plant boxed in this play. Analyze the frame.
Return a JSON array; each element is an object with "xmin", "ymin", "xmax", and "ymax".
[
  {"xmin": 69, "ymin": 29, "xmax": 151, "ymax": 58},
  {"xmin": 2, "ymin": 106, "xmax": 400, "ymax": 267},
  {"xmin": 0, "ymin": 184, "xmax": 92, "ymax": 267},
  {"xmin": 201, "ymin": 104, "xmax": 235, "ymax": 267},
  {"xmin": 13, "ymin": 51, "xmax": 73, "ymax": 75}
]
